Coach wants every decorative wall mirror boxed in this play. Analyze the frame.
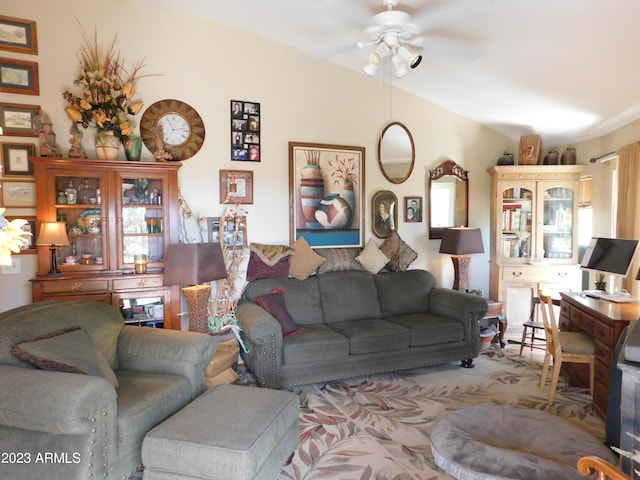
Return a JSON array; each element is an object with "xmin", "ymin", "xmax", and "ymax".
[
  {"xmin": 377, "ymin": 122, "xmax": 415, "ymax": 184},
  {"xmin": 428, "ymin": 160, "xmax": 469, "ymax": 239}
]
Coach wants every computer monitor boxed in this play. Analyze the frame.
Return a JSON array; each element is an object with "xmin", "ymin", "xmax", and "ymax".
[{"xmin": 580, "ymin": 237, "xmax": 639, "ymax": 278}]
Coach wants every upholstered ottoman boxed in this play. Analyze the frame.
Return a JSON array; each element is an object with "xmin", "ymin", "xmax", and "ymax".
[
  {"xmin": 430, "ymin": 403, "xmax": 618, "ymax": 480},
  {"xmin": 142, "ymin": 385, "xmax": 300, "ymax": 480}
]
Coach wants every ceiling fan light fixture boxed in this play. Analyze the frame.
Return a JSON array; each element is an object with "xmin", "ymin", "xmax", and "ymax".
[
  {"xmin": 397, "ymin": 45, "xmax": 422, "ymax": 69},
  {"xmin": 368, "ymin": 42, "xmax": 390, "ymax": 65},
  {"xmin": 362, "ymin": 62, "xmax": 379, "ymax": 76},
  {"xmin": 391, "ymin": 52, "xmax": 409, "ymax": 78}
]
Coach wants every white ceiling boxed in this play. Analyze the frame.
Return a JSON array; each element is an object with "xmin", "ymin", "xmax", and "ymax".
[{"xmin": 138, "ymin": 0, "xmax": 640, "ymax": 146}]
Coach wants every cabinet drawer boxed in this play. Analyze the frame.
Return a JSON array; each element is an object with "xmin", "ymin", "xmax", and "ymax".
[
  {"xmin": 594, "ymin": 319, "xmax": 613, "ymax": 345},
  {"xmin": 113, "ymin": 276, "xmax": 164, "ymax": 290},
  {"xmin": 595, "ymin": 339, "xmax": 612, "ymax": 366},
  {"xmin": 42, "ymin": 279, "xmax": 108, "ymax": 294},
  {"xmin": 502, "ymin": 266, "xmax": 576, "ymax": 282}
]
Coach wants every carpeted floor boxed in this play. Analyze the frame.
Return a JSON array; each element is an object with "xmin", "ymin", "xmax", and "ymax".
[{"xmin": 131, "ymin": 346, "xmax": 607, "ymax": 479}]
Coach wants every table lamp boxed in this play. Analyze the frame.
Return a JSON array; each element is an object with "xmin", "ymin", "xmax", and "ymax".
[
  {"xmin": 439, "ymin": 227, "xmax": 484, "ymax": 292},
  {"xmin": 163, "ymin": 243, "xmax": 227, "ymax": 333},
  {"xmin": 36, "ymin": 222, "xmax": 70, "ymax": 277}
]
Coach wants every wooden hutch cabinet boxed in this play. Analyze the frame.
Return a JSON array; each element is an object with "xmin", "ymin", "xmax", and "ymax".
[
  {"xmin": 487, "ymin": 165, "xmax": 584, "ymax": 325},
  {"xmin": 30, "ymin": 157, "xmax": 182, "ymax": 330}
]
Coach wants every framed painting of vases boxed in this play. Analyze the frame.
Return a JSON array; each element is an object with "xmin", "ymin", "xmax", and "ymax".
[{"xmin": 289, "ymin": 141, "xmax": 365, "ymax": 248}]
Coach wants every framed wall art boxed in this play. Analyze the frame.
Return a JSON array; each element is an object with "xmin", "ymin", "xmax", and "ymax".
[
  {"xmin": 372, "ymin": 190, "xmax": 398, "ymax": 238},
  {"xmin": 0, "ymin": 103, "xmax": 39, "ymax": 136},
  {"xmin": 6, "ymin": 216, "xmax": 36, "ymax": 252},
  {"xmin": 0, "ymin": 57, "xmax": 39, "ymax": 95},
  {"xmin": 1, "ymin": 180, "xmax": 36, "ymax": 207},
  {"xmin": 230, "ymin": 100, "xmax": 260, "ymax": 161},
  {"xmin": 219, "ymin": 169, "xmax": 254, "ymax": 204},
  {"xmin": 207, "ymin": 216, "xmax": 247, "ymax": 247},
  {"xmin": 0, "ymin": 15, "xmax": 38, "ymax": 55},
  {"xmin": 404, "ymin": 196, "xmax": 422, "ymax": 223},
  {"xmin": 289, "ymin": 141, "xmax": 365, "ymax": 248},
  {"xmin": 2, "ymin": 142, "xmax": 35, "ymax": 176}
]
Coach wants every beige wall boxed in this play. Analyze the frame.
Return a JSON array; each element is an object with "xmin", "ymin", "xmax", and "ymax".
[{"xmin": 9, "ymin": 0, "xmax": 635, "ymax": 312}]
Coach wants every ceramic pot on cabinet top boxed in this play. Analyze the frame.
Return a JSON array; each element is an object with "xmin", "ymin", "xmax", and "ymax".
[
  {"xmin": 497, "ymin": 152, "xmax": 514, "ymax": 166},
  {"xmin": 561, "ymin": 147, "xmax": 577, "ymax": 165}
]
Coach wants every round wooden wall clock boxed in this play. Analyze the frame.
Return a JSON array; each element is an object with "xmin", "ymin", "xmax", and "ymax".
[{"xmin": 140, "ymin": 99, "xmax": 205, "ymax": 161}]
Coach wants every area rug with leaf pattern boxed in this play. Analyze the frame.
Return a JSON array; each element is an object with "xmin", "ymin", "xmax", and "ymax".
[
  {"xmin": 274, "ymin": 347, "xmax": 606, "ymax": 480},
  {"xmin": 130, "ymin": 347, "xmax": 606, "ymax": 480}
]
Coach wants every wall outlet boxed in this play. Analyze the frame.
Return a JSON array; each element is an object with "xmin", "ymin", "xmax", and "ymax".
[{"xmin": 0, "ymin": 257, "xmax": 21, "ymax": 274}]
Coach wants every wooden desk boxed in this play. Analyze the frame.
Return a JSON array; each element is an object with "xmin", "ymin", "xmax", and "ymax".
[{"xmin": 559, "ymin": 292, "xmax": 640, "ymax": 418}]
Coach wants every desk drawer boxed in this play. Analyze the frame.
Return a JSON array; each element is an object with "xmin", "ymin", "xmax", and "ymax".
[
  {"xmin": 42, "ymin": 279, "xmax": 108, "ymax": 294},
  {"xmin": 594, "ymin": 319, "xmax": 613, "ymax": 345},
  {"xmin": 572, "ymin": 310, "xmax": 594, "ymax": 335},
  {"xmin": 594, "ymin": 360, "xmax": 609, "ymax": 388},
  {"xmin": 593, "ymin": 378, "xmax": 608, "ymax": 417},
  {"xmin": 113, "ymin": 276, "xmax": 164, "ymax": 290},
  {"xmin": 595, "ymin": 339, "xmax": 612, "ymax": 366}
]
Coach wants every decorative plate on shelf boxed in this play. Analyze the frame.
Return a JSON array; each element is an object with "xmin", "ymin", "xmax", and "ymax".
[{"xmin": 78, "ymin": 209, "xmax": 101, "ymax": 233}]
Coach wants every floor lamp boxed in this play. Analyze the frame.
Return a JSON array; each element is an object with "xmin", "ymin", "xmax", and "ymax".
[
  {"xmin": 439, "ymin": 227, "xmax": 484, "ymax": 292},
  {"xmin": 163, "ymin": 243, "xmax": 227, "ymax": 333},
  {"xmin": 36, "ymin": 222, "xmax": 70, "ymax": 278}
]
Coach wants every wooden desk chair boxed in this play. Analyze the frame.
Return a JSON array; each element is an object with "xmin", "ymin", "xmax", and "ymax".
[
  {"xmin": 577, "ymin": 456, "xmax": 632, "ymax": 480},
  {"xmin": 519, "ymin": 296, "xmax": 547, "ymax": 356},
  {"xmin": 538, "ymin": 291, "xmax": 595, "ymax": 404}
]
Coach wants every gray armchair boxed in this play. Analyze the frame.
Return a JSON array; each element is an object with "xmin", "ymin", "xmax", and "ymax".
[{"xmin": 0, "ymin": 300, "xmax": 215, "ymax": 480}]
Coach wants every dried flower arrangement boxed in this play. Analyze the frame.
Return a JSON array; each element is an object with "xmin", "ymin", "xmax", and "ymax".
[{"xmin": 62, "ymin": 26, "xmax": 147, "ymax": 141}]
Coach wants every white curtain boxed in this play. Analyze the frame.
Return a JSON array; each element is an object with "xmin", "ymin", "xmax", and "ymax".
[{"xmin": 615, "ymin": 141, "xmax": 640, "ymax": 295}]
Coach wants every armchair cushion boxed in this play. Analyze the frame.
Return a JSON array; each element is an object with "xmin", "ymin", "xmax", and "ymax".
[{"xmin": 11, "ymin": 326, "xmax": 118, "ymax": 387}]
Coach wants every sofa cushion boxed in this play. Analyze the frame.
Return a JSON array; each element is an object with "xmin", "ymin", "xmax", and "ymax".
[
  {"xmin": 254, "ymin": 289, "xmax": 305, "ymax": 337},
  {"xmin": 289, "ymin": 236, "xmax": 326, "ymax": 280},
  {"xmin": 115, "ymin": 371, "xmax": 194, "ymax": 452},
  {"xmin": 387, "ymin": 313, "xmax": 465, "ymax": 346},
  {"xmin": 315, "ymin": 247, "xmax": 365, "ymax": 274},
  {"xmin": 318, "ymin": 271, "xmax": 382, "ymax": 324},
  {"xmin": 355, "ymin": 239, "xmax": 390, "ymax": 273},
  {"xmin": 12, "ymin": 326, "xmax": 118, "ymax": 386},
  {"xmin": 329, "ymin": 319, "xmax": 410, "ymax": 354},
  {"xmin": 0, "ymin": 300, "xmax": 123, "ymax": 370},
  {"xmin": 242, "ymin": 276, "xmax": 324, "ymax": 325},
  {"xmin": 282, "ymin": 324, "xmax": 350, "ymax": 364},
  {"xmin": 374, "ymin": 270, "xmax": 435, "ymax": 317}
]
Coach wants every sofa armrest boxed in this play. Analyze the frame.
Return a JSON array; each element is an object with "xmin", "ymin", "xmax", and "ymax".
[
  {"xmin": 237, "ymin": 302, "xmax": 284, "ymax": 387},
  {"xmin": 117, "ymin": 327, "xmax": 215, "ymax": 392},
  {"xmin": 0, "ymin": 364, "xmax": 116, "ymax": 435}
]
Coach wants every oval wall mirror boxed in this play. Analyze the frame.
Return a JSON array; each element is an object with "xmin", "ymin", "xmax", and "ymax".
[
  {"xmin": 428, "ymin": 160, "xmax": 469, "ymax": 239},
  {"xmin": 377, "ymin": 122, "xmax": 415, "ymax": 184}
]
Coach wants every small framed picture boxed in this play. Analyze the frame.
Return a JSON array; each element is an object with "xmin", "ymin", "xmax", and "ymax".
[
  {"xmin": 404, "ymin": 196, "xmax": 423, "ymax": 222},
  {"xmin": 0, "ymin": 15, "xmax": 38, "ymax": 55},
  {"xmin": 2, "ymin": 142, "xmax": 35, "ymax": 176},
  {"xmin": 1, "ymin": 180, "xmax": 36, "ymax": 207},
  {"xmin": 219, "ymin": 169, "xmax": 254, "ymax": 204},
  {"xmin": 6, "ymin": 215, "xmax": 36, "ymax": 252},
  {"xmin": 0, "ymin": 103, "xmax": 39, "ymax": 136},
  {"xmin": 372, "ymin": 190, "xmax": 398, "ymax": 239},
  {"xmin": 0, "ymin": 57, "xmax": 39, "ymax": 95}
]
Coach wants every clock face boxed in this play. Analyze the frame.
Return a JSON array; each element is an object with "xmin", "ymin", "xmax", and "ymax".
[{"xmin": 140, "ymin": 99, "xmax": 205, "ymax": 161}]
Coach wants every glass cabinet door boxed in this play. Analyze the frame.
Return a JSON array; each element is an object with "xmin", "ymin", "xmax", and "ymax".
[
  {"xmin": 54, "ymin": 173, "xmax": 107, "ymax": 270},
  {"xmin": 538, "ymin": 182, "xmax": 575, "ymax": 260},
  {"xmin": 118, "ymin": 174, "xmax": 166, "ymax": 271},
  {"xmin": 499, "ymin": 183, "xmax": 534, "ymax": 261}
]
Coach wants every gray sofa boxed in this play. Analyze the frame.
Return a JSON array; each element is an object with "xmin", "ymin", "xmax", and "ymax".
[
  {"xmin": 237, "ymin": 269, "xmax": 489, "ymax": 388},
  {"xmin": 0, "ymin": 300, "xmax": 216, "ymax": 480}
]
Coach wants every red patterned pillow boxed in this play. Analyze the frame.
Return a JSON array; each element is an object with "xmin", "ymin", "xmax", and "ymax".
[{"xmin": 254, "ymin": 288, "xmax": 305, "ymax": 337}]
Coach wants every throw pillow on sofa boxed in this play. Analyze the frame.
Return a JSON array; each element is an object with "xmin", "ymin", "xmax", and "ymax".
[
  {"xmin": 379, "ymin": 231, "xmax": 418, "ymax": 271},
  {"xmin": 247, "ymin": 243, "xmax": 295, "ymax": 281},
  {"xmin": 289, "ymin": 236, "xmax": 326, "ymax": 280},
  {"xmin": 356, "ymin": 239, "xmax": 390, "ymax": 273},
  {"xmin": 11, "ymin": 326, "xmax": 118, "ymax": 386},
  {"xmin": 254, "ymin": 288, "xmax": 305, "ymax": 337},
  {"xmin": 315, "ymin": 247, "xmax": 365, "ymax": 274}
]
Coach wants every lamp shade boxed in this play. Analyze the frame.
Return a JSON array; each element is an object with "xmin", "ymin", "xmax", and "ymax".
[
  {"xmin": 36, "ymin": 222, "xmax": 69, "ymax": 246},
  {"xmin": 439, "ymin": 227, "xmax": 484, "ymax": 255},
  {"xmin": 163, "ymin": 243, "xmax": 227, "ymax": 286}
]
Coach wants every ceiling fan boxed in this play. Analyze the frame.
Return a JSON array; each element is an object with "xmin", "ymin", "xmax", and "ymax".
[{"xmin": 357, "ymin": 0, "xmax": 424, "ymax": 78}]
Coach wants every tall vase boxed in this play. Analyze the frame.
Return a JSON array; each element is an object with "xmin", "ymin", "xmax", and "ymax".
[
  {"xmin": 299, "ymin": 164, "xmax": 324, "ymax": 229},
  {"xmin": 342, "ymin": 181, "xmax": 355, "ymax": 228},
  {"xmin": 95, "ymin": 131, "xmax": 121, "ymax": 161}
]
